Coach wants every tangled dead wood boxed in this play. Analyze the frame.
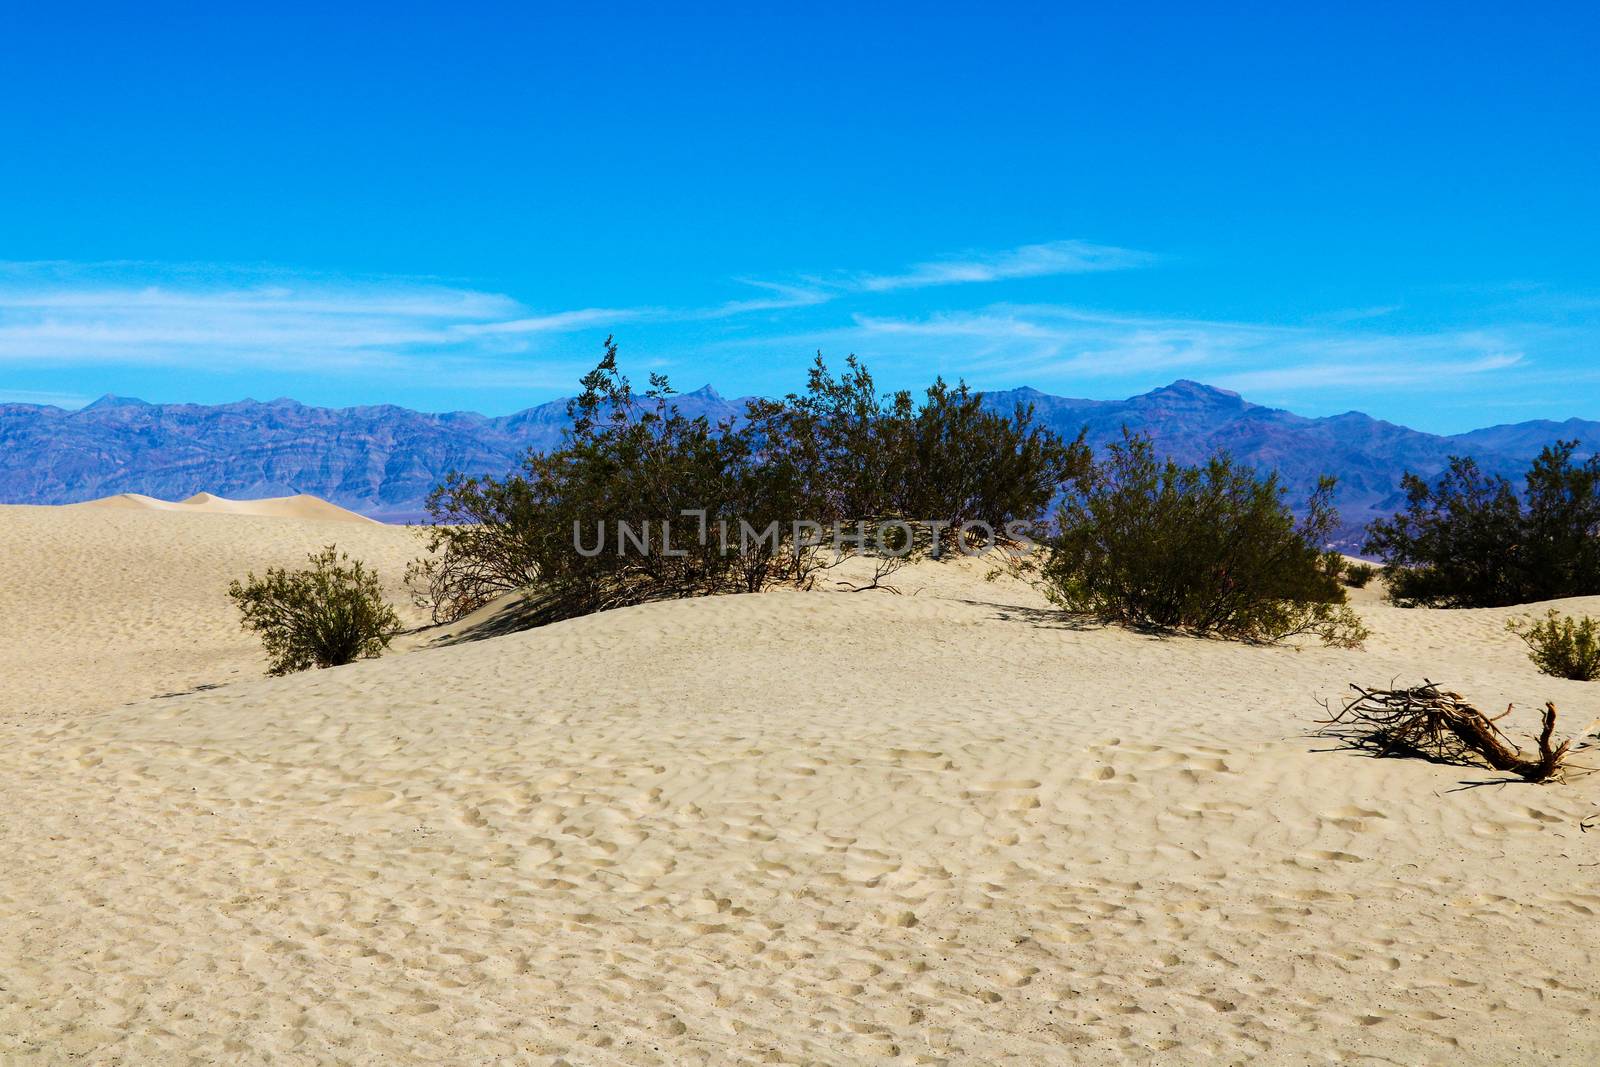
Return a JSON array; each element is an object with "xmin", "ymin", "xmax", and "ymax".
[{"xmin": 1317, "ymin": 681, "xmax": 1572, "ymax": 783}]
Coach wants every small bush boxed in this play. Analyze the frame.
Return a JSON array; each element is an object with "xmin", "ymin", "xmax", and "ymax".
[
  {"xmin": 1343, "ymin": 561, "xmax": 1379, "ymax": 589},
  {"xmin": 1507, "ymin": 611, "xmax": 1600, "ymax": 681},
  {"xmin": 229, "ymin": 545, "xmax": 403, "ymax": 675},
  {"xmin": 1041, "ymin": 430, "xmax": 1368, "ymax": 647}
]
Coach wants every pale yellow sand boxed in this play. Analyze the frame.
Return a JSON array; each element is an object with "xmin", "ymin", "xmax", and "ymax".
[
  {"xmin": 1, "ymin": 505, "xmax": 1598, "ymax": 1064},
  {"xmin": 0, "ymin": 504, "xmax": 423, "ymax": 719},
  {"xmin": 74, "ymin": 491, "xmax": 379, "ymax": 523}
]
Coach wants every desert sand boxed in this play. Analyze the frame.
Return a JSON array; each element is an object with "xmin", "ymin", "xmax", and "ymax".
[
  {"xmin": 0, "ymin": 504, "xmax": 422, "ymax": 719},
  {"xmin": 1, "ymin": 503, "xmax": 1598, "ymax": 1064},
  {"xmin": 73, "ymin": 491, "xmax": 379, "ymax": 523}
]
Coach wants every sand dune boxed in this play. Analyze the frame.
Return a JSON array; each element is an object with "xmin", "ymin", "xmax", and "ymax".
[
  {"xmin": 1, "ymin": 506, "xmax": 1598, "ymax": 1064},
  {"xmin": 0, "ymin": 504, "xmax": 423, "ymax": 719},
  {"xmin": 75, "ymin": 490, "xmax": 378, "ymax": 523}
]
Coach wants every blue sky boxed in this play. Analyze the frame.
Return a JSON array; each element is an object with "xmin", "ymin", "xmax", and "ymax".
[{"xmin": 1, "ymin": 5, "xmax": 1596, "ymax": 432}]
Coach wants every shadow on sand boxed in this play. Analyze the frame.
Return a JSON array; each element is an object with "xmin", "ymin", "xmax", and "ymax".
[{"xmin": 422, "ymin": 591, "xmax": 557, "ymax": 648}]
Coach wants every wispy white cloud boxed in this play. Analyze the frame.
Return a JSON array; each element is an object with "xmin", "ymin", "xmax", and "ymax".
[
  {"xmin": 0, "ymin": 285, "xmax": 519, "ymax": 319},
  {"xmin": 1305, "ymin": 304, "xmax": 1403, "ymax": 326},
  {"xmin": 1213, "ymin": 353, "xmax": 1524, "ymax": 392},
  {"xmin": 0, "ymin": 262, "xmax": 603, "ymax": 379},
  {"xmin": 739, "ymin": 304, "xmax": 1536, "ymax": 400},
  {"xmin": 686, "ymin": 240, "xmax": 1152, "ymax": 316},
  {"xmin": 452, "ymin": 307, "xmax": 645, "ymax": 336},
  {"xmin": 850, "ymin": 240, "xmax": 1154, "ymax": 292},
  {"xmin": 698, "ymin": 280, "xmax": 833, "ymax": 317},
  {"xmin": 0, "ymin": 287, "xmax": 501, "ymax": 371},
  {"xmin": 4, "ymin": 249, "xmax": 1558, "ymax": 413},
  {"xmin": 0, "ymin": 241, "xmax": 1144, "ymax": 377}
]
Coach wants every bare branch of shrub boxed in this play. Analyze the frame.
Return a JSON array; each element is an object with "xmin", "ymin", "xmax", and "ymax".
[{"xmin": 1316, "ymin": 681, "xmax": 1572, "ymax": 782}]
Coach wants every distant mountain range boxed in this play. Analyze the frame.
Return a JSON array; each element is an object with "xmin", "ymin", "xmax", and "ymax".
[{"xmin": 3, "ymin": 381, "xmax": 1595, "ymax": 548}]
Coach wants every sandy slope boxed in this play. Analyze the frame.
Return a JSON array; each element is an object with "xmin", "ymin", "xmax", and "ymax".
[
  {"xmin": 1, "ymin": 507, "xmax": 1599, "ymax": 1065},
  {"xmin": 0, "ymin": 504, "xmax": 423, "ymax": 719}
]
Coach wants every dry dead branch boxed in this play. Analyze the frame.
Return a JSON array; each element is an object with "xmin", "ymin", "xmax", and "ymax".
[{"xmin": 1317, "ymin": 681, "xmax": 1572, "ymax": 783}]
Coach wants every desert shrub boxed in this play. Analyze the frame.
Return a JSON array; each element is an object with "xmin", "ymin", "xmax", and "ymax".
[
  {"xmin": 229, "ymin": 545, "xmax": 403, "ymax": 675},
  {"xmin": 406, "ymin": 472, "xmax": 548, "ymax": 622},
  {"xmin": 1523, "ymin": 441, "xmax": 1600, "ymax": 595},
  {"xmin": 1041, "ymin": 430, "xmax": 1367, "ymax": 647},
  {"xmin": 1364, "ymin": 456, "xmax": 1531, "ymax": 607},
  {"xmin": 415, "ymin": 340, "xmax": 1086, "ymax": 624},
  {"xmin": 898, "ymin": 377, "xmax": 1090, "ymax": 552},
  {"xmin": 1342, "ymin": 561, "xmax": 1379, "ymax": 589},
  {"xmin": 1365, "ymin": 441, "xmax": 1600, "ymax": 607},
  {"xmin": 740, "ymin": 354, "xmax": 925, "ymax": 585},
  {"xmin": 744, "ymin": 357, "xmax": 1086, "ymax": 560},
  {"xmin": 1507, "ymin": 610, "xmax": 1600, "ymax": 681},
  {"xmin": 770, "ymin": 354, "xmax": 913, "ymax": 527},
  {"xmin": 419, "ymin": 340, "xmax": 772, "ymax": 624}
]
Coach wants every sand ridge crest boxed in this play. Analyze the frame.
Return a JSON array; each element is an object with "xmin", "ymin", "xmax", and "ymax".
[{"xmin": 73, "ymin": 490, "xmax": 378, "ymax": 523}]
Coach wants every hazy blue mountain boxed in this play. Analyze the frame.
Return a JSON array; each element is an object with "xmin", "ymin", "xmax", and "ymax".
[
  {"xmin": 1447, "ymin": 419, "xmax": 1600, "ymax": 460},
  {"xmin": 3, "ymin": 381, "xmax": 1594, "ymax": 546},
  {"xmin": 981, "ymin": 380, "xmax": 1595, "ymax": 539},
  {"xmin": 0, "ymin": 387, "xmax": 744, "ymax": 522}
]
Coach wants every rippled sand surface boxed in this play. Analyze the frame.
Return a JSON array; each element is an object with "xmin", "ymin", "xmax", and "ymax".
[{"xmin": 2, "ymin": 504, "xmax": 1597, "ymax": 1064}]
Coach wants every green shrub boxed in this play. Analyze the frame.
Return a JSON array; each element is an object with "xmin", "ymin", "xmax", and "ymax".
[
  {"xmin": 743, "ymin": 357, "xmax": 1087, "ymax": 554},
  {"xmin": 1343, "ymin": 561, "xmax": 1379, "ymax": 589},
  {"xmin": 1041, "ymin": 430, "xmax": 1368, "ymax": 647},
  {"xmin": 1365, "ymin": 441, "xmax": 1600, "ymax": 607},
  {"xmin": 415, "ymin": 340, "xmax": 1085, "ymax": 624},
  {"xmin": 901, "ymin": 378, "xmax": 1089, "ymax": 552},
  {"xmin": 1507, "ymin": 610, "xmax": 1600, "ymax": 681},
  {"xmin": 418, "ymin": 340, "xmax": 810, "ymax": 624},
  {"xmin": 229, "ymin": 545, "xmax": 403, "ymax": 675}
]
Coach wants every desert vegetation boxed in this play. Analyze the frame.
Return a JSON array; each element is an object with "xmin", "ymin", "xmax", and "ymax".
[
  {"xmin": 1508, "ymin": 610, "xmax": 1600, "ymax": 682},
  {"xmin": 414, "ymin": 340, "xmax": 1370, "ymax": 646},
  {"xmin": 1340, "ymin": 561, "xmax": 1379, "ymax": 588},
  {"xmin": 1365, "ymin": 440, "xmax": 1600, "ymax": 607},
  {"xmin": 229, "ymin": 545, "xmax": 403, "ymax": 675},
  {"xmin": 1039, "ymin": 431, "xmax": 1367, "ymax": 647},
  {"xmin": 413, "ymin": 339, "xmax": 1088, "ymax": 624}
]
